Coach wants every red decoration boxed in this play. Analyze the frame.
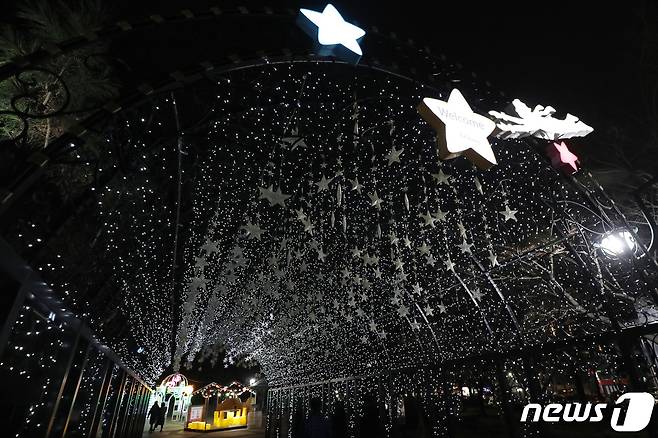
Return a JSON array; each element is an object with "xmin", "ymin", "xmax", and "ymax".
[{"xmin": 547, "ymin": 141, "xmax": 579, "ymax": 174}]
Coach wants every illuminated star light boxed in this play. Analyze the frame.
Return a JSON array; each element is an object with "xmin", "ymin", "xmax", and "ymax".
[
  {"xmin": 550, "ymin": 141, "xmax": 579, "ymax": 173},
  {"xmin": 300, "ymin": 4, "xmax": 366, "ymax": 55},
  {"xmin": 418, "ymin": 89, "xmax": 497, "ymax": 169}
]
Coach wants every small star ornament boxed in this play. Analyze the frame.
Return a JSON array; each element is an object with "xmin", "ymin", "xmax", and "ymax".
[
  {"xmin": 279, "ymin": 127, "xmax": 307, "ymax": 151},
  {"xmin": 385, "ymin": 145, "xmax": 404, "ymax": 166},
  {"xmin": 418, "ymin": 89, "xmax": 497, "ymax": 169},
  {"xmin": 315, "ymin": 175, "xmax": 333, "ymax": 191},
  {"xmin": 368, "ymin": 191, "xmax": 383, "ymax": 210},
  {"xmin": 258, "ymin": 185, "xmax": 291, "ymax": 207},
  {"xmin": 488, "ymin": 250, "xmax": 499, "ymax": 267},
  {"xmin": 241, "ymin": 221, "xmax": 265, "ymax": 240},
  {"xmin": 499, "ymin": 204, "xmax": 518, "ymax": 222},
  {"xmin": 547, "ymin": 141, "xmax": 579, "ymax": 174}
]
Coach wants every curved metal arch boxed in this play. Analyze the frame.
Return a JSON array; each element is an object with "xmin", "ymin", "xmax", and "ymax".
[
  {"xmin": 1, "ymin": 2, "xmax": 502, "ymax": 220},
  {"xmin": 0, "ymin": 4, "xmax": 469, "ymax": 85},
  {"xmin": 0, "ymin": 50, "xmax": 467, "ymax": 217}
]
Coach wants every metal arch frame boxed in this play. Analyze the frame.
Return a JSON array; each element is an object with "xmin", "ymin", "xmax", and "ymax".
[
  {"xmin": 0, "ymin": 51, "xmax": 483, "ymax": 372},
  {"xmin": 0, "ymin": 4, "xmax": 523, "ymax": 363},
  {"xmin": 0, "ymin": 2, "xmax": 491, "ymax": 216},
  {"xmin": 0, "ymin": 3, "xmax": 465, "ymax": 86}
]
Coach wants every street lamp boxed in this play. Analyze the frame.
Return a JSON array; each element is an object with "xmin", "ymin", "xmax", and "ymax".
[{"xmin": 598, "ymin": 230, "xmax": 637, "ymax": 258}]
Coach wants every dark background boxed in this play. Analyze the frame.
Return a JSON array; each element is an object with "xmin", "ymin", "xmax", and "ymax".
[
  {"xmin": 102, "ymin": 0, "xmax": 654, "ymax": 149},
  {"xmin": 101, "ymin": 0, "xmax": 657, "ymax": 175}
]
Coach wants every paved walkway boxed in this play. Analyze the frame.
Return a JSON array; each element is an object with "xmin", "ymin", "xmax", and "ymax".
[{"xmin": 143, "ymin": 422, "xmax": 264, "ymax": 437}]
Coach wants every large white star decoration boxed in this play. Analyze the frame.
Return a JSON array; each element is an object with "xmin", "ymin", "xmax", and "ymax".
[
  {"xmin": 547, "ymin": 141, "xmax": 579, "ymax": 174},
  {"xmin": 418, "ymin": 89, "xmax": 497, "ymax": 170},
  {"xmin": 299, "ymin": 4, "xmax": 366, "ymax": 56}
]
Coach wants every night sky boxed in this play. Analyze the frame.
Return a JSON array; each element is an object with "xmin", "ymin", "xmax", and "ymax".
[{"xmin": 99, "ymin": 0, "xmax": 655, "ymax": 160}]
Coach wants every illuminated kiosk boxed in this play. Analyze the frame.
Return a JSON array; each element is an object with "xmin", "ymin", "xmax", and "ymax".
[
  {"xmin": 152, "ymin": 373, "xmax": 194, "ymax": 423},
  {"xmin": 214, "ymin": 398, "xmax": 249, "ymax": 429},
  {"xmin": 186, "ymin": 382, "xmax": 254, "ymax": 431}
]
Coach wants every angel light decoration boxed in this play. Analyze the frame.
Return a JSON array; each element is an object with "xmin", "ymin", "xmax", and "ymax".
[{"xmin": 488, "ymin": 99, "xmax": 593, "ymax": 140}]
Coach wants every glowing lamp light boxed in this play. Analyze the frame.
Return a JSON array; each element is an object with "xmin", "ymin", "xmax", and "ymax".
[
  {"xmin": 598, "ymin": 230, "xmax": 637, "ymax": 258},
  {"xmin": 249, "ymin": 378, "xmax": 256, "ymax": 386}
]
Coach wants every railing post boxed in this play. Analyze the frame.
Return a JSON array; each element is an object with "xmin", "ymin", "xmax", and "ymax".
[
  {"xmin": 45, "ymin": 325, "xmax": 82, "ymax": 438},
  {"xmin": 107, "ymin": 369, "xmax": 128, "ymax": 438},
  {"xmin": 87, "ymin": 359, "xmax": 113, "ymax": 438},
  {"xmin": 61, "ymin": 341, "xmax": 92, "ymax": 437},
  {"xmin": 119, "ymin": 376, "xmax": 137, "ymax": 437}
]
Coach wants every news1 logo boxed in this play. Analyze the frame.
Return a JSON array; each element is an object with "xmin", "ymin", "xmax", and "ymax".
[{"xmin": 520, "ymin": 392, "xmax": 655, "ymax": 432}]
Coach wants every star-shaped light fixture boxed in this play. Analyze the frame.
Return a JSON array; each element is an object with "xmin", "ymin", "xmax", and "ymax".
[
  {"xmin": 299, "ymin": 4, "xmax": 366, "ymax": 56},
  {"xmin": 547, "ymin": 141, "xmax": 579, "ymax": 174},
  {"xmin": 418, "ymin": 89, "xmax": 497, "ymax": 170}
]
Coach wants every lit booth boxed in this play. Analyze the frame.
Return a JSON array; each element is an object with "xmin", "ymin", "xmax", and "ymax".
[{"xmin": 185, "ymin": 382, "xmax": 255, "ymax": 432}]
